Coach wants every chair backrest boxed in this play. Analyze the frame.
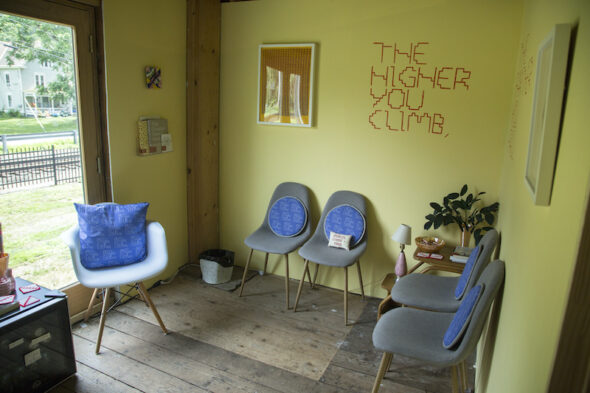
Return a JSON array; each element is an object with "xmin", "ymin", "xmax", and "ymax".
[
  {"xmin": 452, "ymin": 259, "xmax": 505, "ymax": 361},
  {"xmin": 461, "ymin": 229, "xmax": 498, "ymax": 296},
  {"xmin": 259, "ymin": 182, "xmax": 311, "ymax": 238},
  {"xmin": 309, "ymin": 190, "xmax": 367, "ymax": 248}
]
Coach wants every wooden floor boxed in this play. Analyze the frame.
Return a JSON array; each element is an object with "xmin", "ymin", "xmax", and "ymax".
[{"xmin": 50, "ymin": 269, "xmax": 474, "ymax": 393}]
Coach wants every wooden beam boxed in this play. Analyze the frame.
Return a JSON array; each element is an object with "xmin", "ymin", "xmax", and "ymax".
[{"xmin": 186, "ymin": 0, "xmax": 220, "ymax": 261}]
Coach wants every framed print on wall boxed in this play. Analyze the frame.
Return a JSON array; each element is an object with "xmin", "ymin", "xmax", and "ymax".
[
  {"xmin": 525, "ymin": 24, "xmax": 571, "ymax": 206},
  {"xmin": 257, "ymin": 43, "xmax": 316, "ymax": 127}
]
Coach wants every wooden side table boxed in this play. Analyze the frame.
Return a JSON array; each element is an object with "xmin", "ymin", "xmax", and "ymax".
[{"xmin": 376, "ymin": 245, "xmax": 466, "ymax": 319}]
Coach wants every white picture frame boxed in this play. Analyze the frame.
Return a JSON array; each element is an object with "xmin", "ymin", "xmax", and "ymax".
[
  {"xmin": 524, "ymin": 24, "xmax": 571, "ymax": 206},
  {"xmin": 257, "ymin": 43, "xmax": 316, "ymax": 127}
]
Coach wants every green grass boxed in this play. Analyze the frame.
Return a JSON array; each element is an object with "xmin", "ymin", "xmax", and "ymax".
[
  {"xmin": 0, "ymin": 116, "xmax": 78, "ymax": 135},
  {"xmin": 0, "ymin": 183, "xmax": 83, "ymax": 289},
  {"xmin": 4, "ymin": 140, "xmax": 78, "ymax": 153}
]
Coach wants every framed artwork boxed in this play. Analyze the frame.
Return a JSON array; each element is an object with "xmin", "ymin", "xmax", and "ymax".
[
  {"xmin": 257, "ymin": 43, "xmax": 316, "ymax": 127},
  {"xmin": 525, "ymin": 24, "xmax": 570, "ymax": 206},
  {"xmin": 145, "ymin": 66, "xmax": 161, "ymax": 88}
]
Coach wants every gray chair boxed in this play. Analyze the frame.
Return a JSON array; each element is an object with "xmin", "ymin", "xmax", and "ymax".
[
  {"xmin": 293, "ymin": 190, "xmax": 367, "ymax": 325},
  {"xmin": 238, "ymin": 182, "xmax": 312, "ymax": 309},
  {"xmin": 390, "ymin": 229, "xmax": 498, "ymax": 313},
  {"xmin": 371, "ymin": 259, "xmax": 505, "ymax": 393}
]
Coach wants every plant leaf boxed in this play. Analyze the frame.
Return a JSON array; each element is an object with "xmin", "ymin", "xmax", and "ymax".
[
  {"xmin": 447, "ymin": 192, "xmax": 459, "ymax": 200},
  {"xmin": 460, "ymin": 184, "xmax": 468, "ymax": 196},
  {"xmin": 424, "ymin": 221, "xmax": 432, "ymax": 230},
  {"xmin": 430, "ymin": 202, "xmax": 442, "ymax": 210}
]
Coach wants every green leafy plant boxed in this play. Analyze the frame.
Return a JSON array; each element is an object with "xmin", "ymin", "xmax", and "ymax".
[{"xmin": 424, "ymin": 184, "xmax": 499, "ymax": 244}]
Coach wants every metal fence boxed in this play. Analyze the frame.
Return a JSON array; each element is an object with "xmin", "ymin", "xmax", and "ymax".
[{"xmin": 0, "ymin": 146, "xmax": 82, "ymax": 190}]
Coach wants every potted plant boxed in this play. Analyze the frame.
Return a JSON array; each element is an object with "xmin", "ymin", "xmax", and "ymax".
[{"xmin": 424, "ymin": 184, "xmax": 499, "ymax": 246}]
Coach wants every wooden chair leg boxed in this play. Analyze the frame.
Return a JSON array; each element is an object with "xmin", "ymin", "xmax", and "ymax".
[
  {"xmin": 451, "ymin": 365, "xmax": 462, "ymax": 393},
  {"xmin": 95, "ymin": 288, "xmax": 111, "ymax": 354},
  {"xmin": 238, "ymin": 248, "xmax": 254, "ymax": 297},
  {"xmin": 262, "ymin": 252, "xmax": 269, "ymax": 275},
  {"xmin": 344, "ymin": 266, "xmax": 349, "ymax": 326},
  {"xmin": 136, "ymin": 284, "xmax": 150, "ymax": 307},
  {"xmin": 312, "ymin": 263, "xmax": 319, "ymax": 288},
  {"xmin": 84, "ymin": 288, "xmax": 99, "ymax": 322},
  {"xmin": 284, "ymin": 254, "xmax": 290, "ymax": 309},
  {"xmin": 460, "ymin": 361, "xmax": 468, "ymax": 392},
  {"xmin": 293, "ymin": 259, "xmax": 309, "ymax": 312},
  {"xmin": 137, "ymin": 282, "xmax": 168, "ymax": 335},
  {"xmin": 371, "ymin": 352, "xmax": 393, "ymax": 393},
  {"xmin": 305, "ymin": 265, "xmax": 313, "ymax": 288},
  {"xmin": 356, "ymin": 259, "xmax": 365, "ymax": 300}
]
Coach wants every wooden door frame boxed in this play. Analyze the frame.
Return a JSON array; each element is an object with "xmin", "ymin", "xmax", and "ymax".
[
  {"xmin": 0, "ymin": 0, "xmax": 111, "ymax": 317},
  {"xmin": 547, "ymin": 180, "xmax": 590, "ymax": 392}
]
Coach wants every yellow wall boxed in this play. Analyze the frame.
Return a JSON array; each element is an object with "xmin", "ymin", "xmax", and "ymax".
[
  {"xmin": 480, "ymin": 0, "xmax": 590, "ymax": 392},
  {"xmin": 220, "ymin": 0, "xmax": 521, "ymax": 297},
  {"xmin": 102, "ymin": 0, "xmax": 188, "ymax": 278}
]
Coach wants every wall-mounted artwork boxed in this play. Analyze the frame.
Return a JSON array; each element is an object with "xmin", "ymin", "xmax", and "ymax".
[
  {"xmin": 525, "ymin": 24, "xmax": 570, "ymax": 206},
  {"xmin": 258, "ymin": 43, "xmax": 315, "ymax": 127},
  {"xmin": 145, "ymin": 66, "xmax": 162, "ymax": 89}
]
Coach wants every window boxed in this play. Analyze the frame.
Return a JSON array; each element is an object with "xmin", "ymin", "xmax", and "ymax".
[
  {"xmin": 41, "ymin": 60, "xmax": 51, "ymax": 67},
  {"xmin": 7, "ymin": 94, "xmax": 12, "ymax": 108},
  {"xmin": 4, "ymin": 73, "xmax": 10, "ymax": 87},
  {"xmin": 35, "ymin": 74, "xmax": 45, "ymax": 87}
]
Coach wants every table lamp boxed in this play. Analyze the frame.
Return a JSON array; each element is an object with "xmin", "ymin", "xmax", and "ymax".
[{"xmin": 392, "ymin": 224, "xmax": 411, "ymax": 279}]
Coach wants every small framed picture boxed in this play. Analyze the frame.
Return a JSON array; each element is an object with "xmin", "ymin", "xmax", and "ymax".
[
  {"xmin": 145, "ymin": 66, "xmax": 162, "ymax": 89},
  {"xmin": 257, "ymin": 43, "xmax": 316, "ymax": 127}
]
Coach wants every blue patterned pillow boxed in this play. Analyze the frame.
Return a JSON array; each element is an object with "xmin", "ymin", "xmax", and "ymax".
[
  {"xmin": 268, "ymin": 196, "xmax": 307, "ymax": 237},
  {"xmin": 443, "ymin": 284, "xmax": 484, "ymax": 348},
  {"xmin": 74, "ymin": 202, "xmax": 149, "ymax": 269},
  {"xmin": 324, "ymin": 204, "xmax": 366, "ymax": 247},
  {"xmin": 454, "ymin": 245, "xmax": 482, "ymax": 300}
]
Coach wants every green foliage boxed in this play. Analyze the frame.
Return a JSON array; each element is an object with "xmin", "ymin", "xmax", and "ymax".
[
  {"xmin": 424, "ymin": 184, "xmax": 500, "ymax": 244},
  {"xmin": 0, "ymin": 13, "xmax": 75, "ymax": 103},
  {"xmin": 0, "ymin": 116, "xmax": 77, "ymax": 134}
]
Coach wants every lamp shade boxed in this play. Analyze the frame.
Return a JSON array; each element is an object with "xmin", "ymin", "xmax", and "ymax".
[{"xmin": 392, "ymin": 224, "xmax": 412, "ymax": 245}]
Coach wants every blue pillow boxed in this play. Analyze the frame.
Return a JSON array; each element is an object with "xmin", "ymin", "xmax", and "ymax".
[
  {"xmin": 443, "ymin": 284, "xmax": 484, "ymax": 349},
  {"xmin": 268, "ymin": 196, "xmax": 307, "ymax": 237},
  {"xmin": 324, "ymin": 204, "xmax": 366, "ymax": 247},
  {"xmin": 74, "ymin": 202, "xmax": 149, "ymax": 269},
  {"xmin": 454, "ymin": 245, "xmax": 482, "ymax": 300}
]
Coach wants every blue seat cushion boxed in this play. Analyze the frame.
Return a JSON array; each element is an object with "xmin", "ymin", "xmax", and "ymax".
[
  {"xmin": 323, "ymin": 204, "xmax": 366, "ymax": 247},
  {"xmin": 454, "ymin": 245, "xmax": 482, "ymax": 300},
  {"xmin": 268, "ymin": 196, "xmax": 307, "ymax": 237},
  {"xmin": 74, "ymin": 202, "xmax": 149, "ymax": 269},
  {"xmin": 443, "ymin": 284, "xmax": 484, "ymax": 349}
]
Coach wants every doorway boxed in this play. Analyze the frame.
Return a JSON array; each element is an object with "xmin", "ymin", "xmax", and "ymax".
[{"xmin": 0, "ymin": 0, "xmax": 108, "ymax": 316}]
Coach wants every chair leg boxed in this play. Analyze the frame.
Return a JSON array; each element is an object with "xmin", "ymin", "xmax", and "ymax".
[
  {"xmin": 284, "ymin": 254, "xmax": 290, "ymax": 310},
  {"xmin": 293, "ymin": 259, "xmax": 309, "ymax": 312},
  {"xmin": 460, "ymin": 361, "xmax": 468, "ymax": 392},
  {"xmin": 305, "ymin": 265, "xmax": 313, "ymax": 288},
  {"xmin": 238, "ymin": 248, "xmax": 254, "ymax": 297},
  {"xmin": 312, "ymin": 263, "xmax": 319, "ymax": 288},
  {"xmin": 136, "ymin": 284, "xmax": 150, "ymax": 307},
  {"xmin": 262, "ymin": 252, "xmax": 269, "ymax": 275},
  {"xmin": 356, "ymin": 259, "xmax": 365, "ymax": 300},
  {"xmin": 344, "ymin": 266, "xmax": 349, "ymax": 326},
  {"xmin": 84, "ymin": 288, "xmax": 99, "ymax": 322},
  {"xmin": 95, "ymin": 288, "xmax": 111, "ymax": 354},
  {"xmin": 451, "ymin": 365, "xmax": 463, "ymax": 393},
  {"xmin": 137, "ymin": 282, "xmax": 168, "ymax": 335},
  {"xmin": 371, "ymin": 352, "xmax": 393, "ymax": 393}
]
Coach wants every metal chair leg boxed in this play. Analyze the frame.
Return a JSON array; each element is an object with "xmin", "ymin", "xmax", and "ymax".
[
  {"xmin": 137, "ymin": 281, "xmax": 168, "ymax": 335},
  {"xmin": 344, "ymin": 266, "xmax": 349, "ymax": 325},
  {"xmin": 356, "ymin": 259, "xmax": 365, "ymax": 300},
  {"xmin": 238, "ymin": 249, "xmax": 254, "ymax": 297},
  {"xmin": 95, "ymin": 288, "xmax": 111, "ymax": 354},
  {"xmin": 284, "ymin": 254, "xmax": 290, "ymax": 309},
  {"xmin": 262, "ymin": 252, "xmax": 269, "ymax": 275},
  {"xmin": 371, "ymin": 352, "xmax": 393, "ymax": 393},
  {"xmin": 312, "ymin": 263, "xmax": 319, "ymax": 288},
  {"xmin": 293, "ymin": 259, "xmax": 309, "ymax": 312},
  {"xmin": 84, "ymin": 288, "xmax": 99, "ymax": 322}
]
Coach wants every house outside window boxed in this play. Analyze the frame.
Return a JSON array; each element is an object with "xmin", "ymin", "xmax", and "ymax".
[
  {"xmin": 4, "ymin": 73, "xmax": 10, "ymax": 87},
  {"xmin": 7, "ymin": 94, "xmax": 12, "ymax": 108},
  {"xmin": 35, "ymin": 74, "xmax": 45, "ymax": 87}
]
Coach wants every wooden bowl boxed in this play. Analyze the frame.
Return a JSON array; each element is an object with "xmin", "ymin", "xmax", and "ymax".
[{"xmin": 415, "ymin": 236, "xmax": 446, "ymax": 252}]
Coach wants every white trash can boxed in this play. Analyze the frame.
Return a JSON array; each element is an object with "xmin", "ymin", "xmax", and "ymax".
[{"xmin": 199, "ymin": 249, "xmax": 234, "ymax": 284}]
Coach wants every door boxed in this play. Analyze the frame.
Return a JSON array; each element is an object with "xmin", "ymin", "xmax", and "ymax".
[{"xmin": 0, "ymin": 0, "xmax": 108, "ymax": 318}]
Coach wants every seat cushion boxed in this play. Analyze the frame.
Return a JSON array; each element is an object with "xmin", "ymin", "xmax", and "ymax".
[
  {"xmin": 268, "ymin": 196, "xmax": 307, "ymax": 237},
  {"xmin": 74, "ymin": 202, "xmax": 149, "ymax": 269},
  {"xmin": 323, "ymin": 204, "xmax": 365, "ymax": 247},
  {"xmin": 443, "ymin": 284, "xmax": 484, "ymax": 348},
  {"xmin": 454, "ymin": 245, "xmax": 482, "ymax": 299},
  {"xmin": 391, "ymin": 274, "xmax": 461, "ymax": 312}
]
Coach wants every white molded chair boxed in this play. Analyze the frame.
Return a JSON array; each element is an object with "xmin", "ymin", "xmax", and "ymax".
[{"xmin": 62, "ymin": 220, "xmax": 169, "ymax": 354}]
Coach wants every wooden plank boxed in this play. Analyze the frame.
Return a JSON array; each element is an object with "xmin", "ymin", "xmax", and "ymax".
[
  {"xmin": 74, "ymin": 319, "xmax": 280, "ymax": 393},
  {"xmin": 89, "ymin": 310, "xmax": 348, "ymax": 393},
  {"xmin": 320, "ymin": 363, "xmax": 426, "ymax": 393},
  {"xmin": 72, "ymin": 334, "xmax": 208, "ymax": 393},
  {"xmin": 186, "ymin": 0, "xmax": 220, "ymax": 261},
  {"xmin": 56, "ymin": 362, "xmax": 141, "ymax": 393}
]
